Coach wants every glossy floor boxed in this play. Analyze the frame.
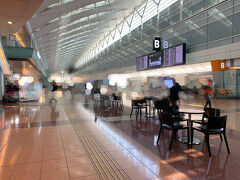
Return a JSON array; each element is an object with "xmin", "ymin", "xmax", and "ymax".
[{"xmin": 0, "ymin": 94, "xmax": 239, "ymax": 179}]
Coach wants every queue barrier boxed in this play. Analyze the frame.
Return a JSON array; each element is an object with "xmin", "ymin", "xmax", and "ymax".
[{"xmin": 215, "ymin": 89, "xmax": 234, "ymax": 98}]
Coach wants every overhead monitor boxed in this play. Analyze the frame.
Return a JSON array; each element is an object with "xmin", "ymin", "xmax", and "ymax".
[
  {"xmin": 136, "ymin": 55, "xmax": 148, "ymax": 71},
  {"xmin": 148, "ymin": 51, "xmax": 163, "ymax": 69},
  {"xmin": 163, "ymin": 44, "xmax": 186, "ymax": 67}
]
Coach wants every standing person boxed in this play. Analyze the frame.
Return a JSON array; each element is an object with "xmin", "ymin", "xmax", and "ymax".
[
  {"xmin": 50, "ymin": 81, "xmax": 58, "ymax": 104},
  {"xmin": 204, "ymin": 80, "xmax": 213, "ymax": 108},
  {"xmin": 52, "ymin": 80, "xmax": 58, "ymax": 92},
  {"xmin": 170, "ymin": 79, "xmax": 181, "ymax": 107}
]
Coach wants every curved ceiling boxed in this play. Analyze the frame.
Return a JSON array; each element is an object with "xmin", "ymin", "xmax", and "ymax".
[
  {"xmin": 28, "ymin": 0, "xmax": 145, "ymax": 73},
  {"xmin": 0, "ymin": 0, "xmax": 43, "ymax": 36}
]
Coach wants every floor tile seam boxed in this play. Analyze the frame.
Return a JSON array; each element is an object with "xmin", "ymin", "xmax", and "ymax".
[
  {"xmin": 70, "ymin": 117, "xmax": 130, "ymax": 180},
  {"xmin": 96, "ymin": 117, "xmax": 190, "ymax": 179},
  {"xmin": 39, "ymin": 127, "xmax": 48, "ymax": 180},
  {"xmin": 39, "ymin": 126, "xmax": 58, "ymax": 180},
  {"xmin": 9, "ymin": 134, "xmax": 38, "ymax": 179},
  {"xmin": 59, "ymin": 121, "xmax": 72, "ymax": 180}
]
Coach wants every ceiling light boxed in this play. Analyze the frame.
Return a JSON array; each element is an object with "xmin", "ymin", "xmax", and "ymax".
[{"xmin": 8, "ymin": 21, "xmax": 12, "ymax": 24}]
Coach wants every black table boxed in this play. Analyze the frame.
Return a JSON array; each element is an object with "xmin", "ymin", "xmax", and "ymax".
[{"xmin": 178, "ymin": 109, "xmax": 204, "ymax": 145}]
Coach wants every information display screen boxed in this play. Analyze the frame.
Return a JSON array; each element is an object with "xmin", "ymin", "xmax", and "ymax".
[
  {"xmin": 148, "ymin": 51, "xmax": 163, "ymax": 69},
  {"xmin": 163, "ymin": 44, "xmax": 185, "ymax": 67},
  {"xmin": 136, "ymin": 55, "xmax": 148, "ymax": 71},
  {"xmin": 136, "ymin": 44, "xmax": 186, "ymax": 71}
]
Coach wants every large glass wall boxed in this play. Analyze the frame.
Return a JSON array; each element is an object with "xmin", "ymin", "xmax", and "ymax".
[
  {"xmin": 80, "ymin": 0, "xmax": 240, "ymax": 74},
  {"xmin": 156, "ymin": 0, "xmax": 237, "ymax": 52},
  {"xmin": 111, "ymin": 0, "xmax": 240, "ymax": 54}
]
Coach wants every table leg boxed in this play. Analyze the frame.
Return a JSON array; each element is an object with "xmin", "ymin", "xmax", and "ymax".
[
  {"xmin": 178, "ymin": 113, "xmax": 201, "ymax": 145},
  {"xmin": 149, "ymin": 100, "xmax": 151, "ymax": 116},
  {"xmin": 144, "ymin": 100, "xmax": 156, "ymax": 118}
]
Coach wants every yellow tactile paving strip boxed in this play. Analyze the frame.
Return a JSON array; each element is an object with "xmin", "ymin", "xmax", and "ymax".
[{"xmin": 67, "ymin": 113, "xmax": 130, "ymax": 180}]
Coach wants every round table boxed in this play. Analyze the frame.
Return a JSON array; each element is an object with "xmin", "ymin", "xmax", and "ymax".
[{"xmin": 178, "ymin": 109, "xmax": 204, "ymax": 145}]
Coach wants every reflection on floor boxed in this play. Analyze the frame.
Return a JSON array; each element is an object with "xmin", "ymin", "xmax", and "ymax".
[{"xmin": 0, "ymin": 94, "xmax": 239, "ymax": 179}]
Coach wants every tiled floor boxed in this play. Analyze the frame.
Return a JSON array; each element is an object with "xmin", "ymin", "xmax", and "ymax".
[{"xmin": 0, "ymin": 93, "xmax": 239, "ymax": 179}]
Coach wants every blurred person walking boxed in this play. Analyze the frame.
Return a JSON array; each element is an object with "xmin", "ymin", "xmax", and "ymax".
[
  {"xmin": 170, "ymin": 79, "xmax": 181, "ymax": 107},
  {"xmin": 204, "ymin": 80, "xmax": 213, "ymax": 108},
  {"xmin": 50, "ymin": 80, "xmax": 58, "ymax": 104}
]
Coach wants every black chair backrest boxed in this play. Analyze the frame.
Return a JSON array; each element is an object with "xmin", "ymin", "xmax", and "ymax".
[
  {"xmin": 162, "ymin": 98, "xmax": 169, "ymax": 106},
  {"xmin": 160, "ymin": 113, "xmax": 174, "ymax": 126},
  {"xmin": 138, "ymin": 99, "xmax": 146, "ymax": 104},
  {"xmin": 207, "ymin": 115, "xmax": 227, "ymax": 131},
  {"xmin": 132, "ymin": 100, "xmax": 139, "ymax": 107},
  {"xmin": 203, "ymin": 108, "xmax": 221, "ymax": 119},
  {"xmin": 154, "ymin": 99, "xmax": 163, "ymax": 109},
  {"xmin": 132, "ymin": 99, "xmax": 146, "ymax": 107}
]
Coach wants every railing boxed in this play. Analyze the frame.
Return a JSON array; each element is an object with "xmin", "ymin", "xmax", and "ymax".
[{"xmin": 1, "ymin": 40, "xmax": 33, "ymax": 48}]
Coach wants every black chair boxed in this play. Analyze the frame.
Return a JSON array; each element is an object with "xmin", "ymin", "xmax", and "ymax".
[
  {"xmin": 192, "ymin": 107, "xmax": 221, "ymax": 125},
  {"xmin": 153, "ymin": 99, "xmax": 164, "ymax": 115},
  {"xmin": 130, "ymin": 99, "xmax": 148, "ymax": 120},
  {"xmin": 112, "ymin": 94, "xmax": 123, "ymax": 110},
  {"xmin": 153, "ymin": 97, "xmax": 172, "ymax": 113},
  {"xmin": 157, "ymin": 112, "xmax": 189, "ymax": 151},
  {"xmin": 192, "ymin": 107, "xmax": 222, "ymax": 140},
  {"xmin": 191, "ymin": 115, "xmax": 230, "ymax": 157}
]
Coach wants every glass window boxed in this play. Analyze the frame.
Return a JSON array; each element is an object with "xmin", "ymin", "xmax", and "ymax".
[
  {"xmin": 207, "ymin": 38, "xmax": 232, "ymax": 48},
  {"xmin": 208, "ymin": 11, "xmax": 233, "ymax": 42},
  {"xmin": 173, "ymin": 22, "xmax": 188, "ymax": 45},
  {"xmin": 121, "ymin": 36, "xmax": 129, "ymax": 48},
  {"xmin": 186, "ymin": 0, "xmax": 204, "ymax": 18},
  {"xmin": 233, "ymin": 35, "xmax": 240, "ymax": 43},
  {"xmin": 233, "ymin": 1, "xmax": 240, "ymax": 35},
  {"xmin": 160, "ymin": 28, "xmax": 174, "ymax": 48},
  {"xmin": 189, "ymin": 44, "xmax": 207, "ymax": 53},
  {"xmin": 204, "ymin": 0, "xmax": 224, "ymax": 8},
  {"xmin": 233, "ymin": 11, "xmax": 240, "ymax": 35},
  {"xmin": 142, "ymin": 18, "xmax": 157, "ymax": 38},
  {"xmin": 130, "ymin": 27, "xmax": 141, "ymax": 44}
]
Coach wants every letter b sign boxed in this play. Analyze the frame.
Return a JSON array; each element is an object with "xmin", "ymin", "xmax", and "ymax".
[{"xmin": 153, "ymin": 37, "xmax": 161, "ymax": 51}]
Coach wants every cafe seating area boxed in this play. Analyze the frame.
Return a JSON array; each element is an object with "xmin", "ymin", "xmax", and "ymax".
[
  {"xmin": 93, "ymin": 93, "xmax": 123, "ymax": 110},
  {"xmin": 89, "ymin": 91, "xmax": 238, "ymax": 179},
  {"xmin": 127, "ymin": 96, "xmax": 231, "ymax": 157}
]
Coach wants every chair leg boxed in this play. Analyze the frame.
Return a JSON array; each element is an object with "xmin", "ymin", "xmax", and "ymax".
[
  {"xmin": 140, "ymin": 108, "xmax": 142, "ymax": 117},
  {"xmin": 130, "ymin": 108, "xmax": 133, "ymax": 118},
  {"xmin": 187, "ymin": 128, "xmax": 190, "ymax": 147},
  {"xmin": 157, "ymin": 125, "xmax": 163, "ymax": 144},
  {"xmin": 174, "ymin": 131, "xmax": 177, "ymax": 141},
  {"xmin": 223, "ymin": 132, "xmax": 230, "ymax": 153},
  {"xmin": 220, "ymin": 133, "xmax": 223, "ymax": 141},
  {"xmin": 169, "ymin": 131, "xmax": 175, "ymax": 151},
  {"xmin": 136, "ymin": 109, "xmax": 139, "ymax": 120},
  {"xmin": 206, "ymin": 135, "xmax": 212, "ymax": 157},
  {"xmin": 191, "ymin": 128, "xmax": 194, "ymax": 148}
]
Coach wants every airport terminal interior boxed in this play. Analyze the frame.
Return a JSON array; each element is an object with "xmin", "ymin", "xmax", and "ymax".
[{"xmin": 1, "ymin": 0, "xmax": 240, "ymax": 179}]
